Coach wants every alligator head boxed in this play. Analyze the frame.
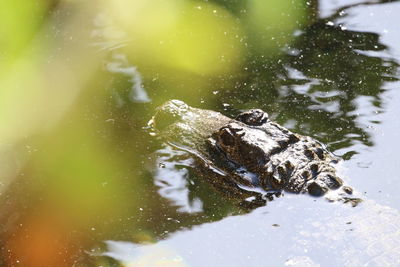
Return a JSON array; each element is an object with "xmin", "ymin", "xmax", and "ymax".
[
  {"xmin": 211, "ymin": 110, "xmax": 347, "ymax": 196},
  {"xmin": 149, "ymin": 100, "xmax": 353, "ymax": 202}
]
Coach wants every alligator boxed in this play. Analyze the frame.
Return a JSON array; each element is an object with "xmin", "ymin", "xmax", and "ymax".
[
  {"xmin": 148, "ymin": 99, "xmax": 357, "ymax": 207},
  {"xmin": 105, "ymin": 99, "xmax": 400, "ymax": 266}
]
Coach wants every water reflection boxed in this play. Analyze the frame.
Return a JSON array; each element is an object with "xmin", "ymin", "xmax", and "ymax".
[
  {"xmin": 217, "ymin": 15, "xmax": 398, "ymax": 159},
  {"xmin": 152, "ymin": 146, "xmax": 203, "ymax": 213},
  {"xmin": 107, "ymin": 53, "xmax": 151, "ymax": 103}
]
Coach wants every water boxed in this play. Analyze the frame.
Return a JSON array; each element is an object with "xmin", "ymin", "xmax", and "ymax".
[{"xmin": 1, "ymin": 0, "xmax": 400, "ymax": 266}]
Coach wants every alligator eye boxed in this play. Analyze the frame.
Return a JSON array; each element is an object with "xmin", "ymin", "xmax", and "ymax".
[
  {"xmin": 235, "ymin": 109, "xmax": 268, "ymax": 126},
  {"xmin": 228, "ymin": 123, "xmax": 244, "ymax": 133}
]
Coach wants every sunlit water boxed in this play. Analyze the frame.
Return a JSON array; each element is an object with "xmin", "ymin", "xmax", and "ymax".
[
  {"xmin": 1, "ymin": 0, "xmax": 400, "ymax": 266},
  {"xmin": 101, "ymin": 1, "xmax": 400, "ymax": 266}
]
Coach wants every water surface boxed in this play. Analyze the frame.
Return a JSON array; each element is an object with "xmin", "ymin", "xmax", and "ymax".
[{"xmin": 1, "ymin": 0, "xmax": 400, "ymax": 266}]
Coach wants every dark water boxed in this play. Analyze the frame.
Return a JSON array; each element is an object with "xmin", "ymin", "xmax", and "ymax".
[{"xmin": 1, "ymin": 0, "xmax": 400, "ymax": 266}]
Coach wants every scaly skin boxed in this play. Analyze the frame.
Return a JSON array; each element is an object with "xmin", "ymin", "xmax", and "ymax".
[{"xmin": 149, "ymin": 100, "xmax": 354, "ymax": 203}]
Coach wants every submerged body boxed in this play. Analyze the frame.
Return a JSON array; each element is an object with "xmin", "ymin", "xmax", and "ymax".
[{"xmin": 149, "ymin": 99, "xmax": 352, "ymax": 204}]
